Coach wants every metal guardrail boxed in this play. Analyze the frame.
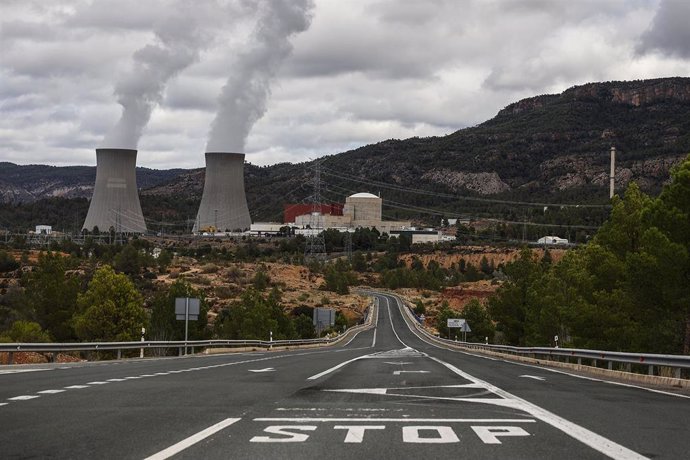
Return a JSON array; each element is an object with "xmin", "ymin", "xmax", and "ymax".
[
  {"xmin": 380, "ymin": 290, "xmax": 690, "ymax": 380},
  {"xmin": 0, "ymin": 298, "xmax": 377, "ymax": 365}
]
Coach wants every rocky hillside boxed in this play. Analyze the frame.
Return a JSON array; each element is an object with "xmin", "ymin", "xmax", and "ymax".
[
  {"xmin": 2, "ymin": 77, "xmax": 689, "ymax": 226},
  {"xmin": 0, "ymin": 163, "xmax": 185, "ymax": 204}
]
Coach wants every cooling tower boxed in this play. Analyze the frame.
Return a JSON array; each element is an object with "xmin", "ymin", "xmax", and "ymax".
[
  {"xmin": 82, "ymin": 148, "xmax": 147, "ymax": 233},
  {"xmin": 193, "ymin": 152, "xmax": 251, "ymax": 233}
]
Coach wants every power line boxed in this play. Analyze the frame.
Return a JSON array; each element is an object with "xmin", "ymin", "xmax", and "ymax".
[{"xmin": 319, "ymin": 165, "xmax": 610, "ymax": 209}]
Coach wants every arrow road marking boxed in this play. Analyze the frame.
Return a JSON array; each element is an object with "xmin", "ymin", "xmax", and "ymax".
[
  {"xmin": 393, "ymin": 370, "xmax": 430, "ymax": 375},
  {"xmin": 249, "ymin": 368, "xmax": 275, "ymax": 373},
  {"xmin": 519, "ymin": 375, "xmax": 546, "ymax": 381}
]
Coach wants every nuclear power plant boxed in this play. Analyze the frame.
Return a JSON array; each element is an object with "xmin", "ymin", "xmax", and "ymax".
[
  {"xmin": 193, "ymin": 152, "xmax": 252, "ymax": 232},
  {"xmin": 82, "ymin": 148, "xmax": 147, "ymax": 233}
]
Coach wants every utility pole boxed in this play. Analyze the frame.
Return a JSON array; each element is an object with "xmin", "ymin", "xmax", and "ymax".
[{"xmin": 609, "ymin": 146, "xmax": 616, "ymax": 199}]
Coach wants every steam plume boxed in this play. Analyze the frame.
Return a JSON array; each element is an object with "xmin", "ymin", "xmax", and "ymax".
[
  {"xmin": 101, "ymin": 1, "xmax": 217, "ymax": 148},
  {"xmin": 206, "ymin": 0, "xmax": 314, "ymax": 152}
]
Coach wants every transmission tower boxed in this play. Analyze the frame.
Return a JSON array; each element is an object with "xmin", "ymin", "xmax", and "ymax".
[{"xmin": 305, "ymin": 161, "xmax": 327, "ymax": 262}]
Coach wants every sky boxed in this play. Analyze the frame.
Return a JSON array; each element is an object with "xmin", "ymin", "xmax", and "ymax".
[{"xmin": 1, "ymin": 0, "xmax": 689, "ymax": 170}]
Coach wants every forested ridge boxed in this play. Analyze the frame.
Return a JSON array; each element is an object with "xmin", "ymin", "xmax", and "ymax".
[{"xmin": 1, "ymin": 77, "xmax": 689, "ymax": 231}]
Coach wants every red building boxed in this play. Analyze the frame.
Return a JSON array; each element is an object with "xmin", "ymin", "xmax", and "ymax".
[{"xmin": 283, "ymin": 203, "xmax": 343, "ymax": 224}]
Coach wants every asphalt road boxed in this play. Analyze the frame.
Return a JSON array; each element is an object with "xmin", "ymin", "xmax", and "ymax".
[{"xmin": 1, "ymin": 291, "xmax": 688, "ymax": 459}]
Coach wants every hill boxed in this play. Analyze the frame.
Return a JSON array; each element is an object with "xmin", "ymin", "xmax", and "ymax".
[{"xmin": 1, "ymin": 77, "xmax": 689, "ymax": 230}]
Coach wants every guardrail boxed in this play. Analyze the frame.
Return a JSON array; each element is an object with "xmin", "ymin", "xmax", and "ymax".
[
  {"xmin": 0, "ymin": 298, "xmax": 377, "ymax": 365},
  {"xmin": 378, "ymin": 290, "xmax": 690, "ymax": 380}
]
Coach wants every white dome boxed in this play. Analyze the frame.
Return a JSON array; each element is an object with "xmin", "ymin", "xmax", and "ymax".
[{"xmin": 349, "ymin": 192, "xmax": 379, "ymax": 198}]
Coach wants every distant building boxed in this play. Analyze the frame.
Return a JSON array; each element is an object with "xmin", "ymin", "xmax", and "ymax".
[
  {"xmin": 293, "ymin": 192, "xmax": 410, "ymax": 234},
  {"xmin": 284, "ymin": 203, "xmax": 343, "ymax": 224},
  {"xmin": 391, "ymin": 229, "xmax": 455, "ymax": 244},
  {"xmin": 537, "ymin": 236, "xmax": 569, "ymax": 245},
  {"xmin": 35, "ymin": 225, "xmax": 52, "ymax": 235}
]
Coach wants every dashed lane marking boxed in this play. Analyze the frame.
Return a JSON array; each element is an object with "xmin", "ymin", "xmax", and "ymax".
[
  {"xmin": 64, "ymin": 385, "xmax": 89, "ymax": 389},
  {"xmin": 8, "ymin": 395, "xmax": 40, "ymax": 401},
  {"xmin": 37, "ymin": 389, "xmax": 66, "ymax": 394},
  {"xmin": 87, "ymin": 381, "xmax": 109, "ymax": 385}
]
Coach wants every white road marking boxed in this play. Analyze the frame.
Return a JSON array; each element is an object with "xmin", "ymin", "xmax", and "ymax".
[
  {"xmin": 430, "ymin": 356, "xmax": 647, "ymax": 460},
  {"xmin": 37, "ymin": 389, "xmax": 66, "ymax": 394},
  {"xmin": 8, "ymin": 395, "xmax": 40, "ymax": 401},
  {"xmin": 64, "ymin": 385, "xmax": 89, "ymax": 389},
  {"xmin": 249, "ymin": 368, "xmax": 275, "ymax": 373},
  {"xmin": 107, "ymin": 378, "xmax": 127, "ymax": 382},
  {"xmin": 393, "ymin": 370, "xmax": 429, "ymax": 375},
  {"xmin": 254, "ymin": 418, "xmax": 537, "ymax": 423},
  {"xmin": 250, "ymin": 426, "xmax": 317, "ymax": 443},
  {"xmin": 402, "ymin": 426, "xmax": 459, "ymax": 443},
  {"xmin": 471, "ymin": 426, "xmax": 531, "ymax": 444},
  {"xmin": 519, "ymin": 375, "xmax": 546, "ymax": 381},
  {"xmin": 334, "ymin": 425, "xmax": 385, "ymax": 443},
  {"xmin": 326, "ymin": 388, "xmax": 389, "ymax": 395},
  {"xmin": 384, "ymin": 361, "xmax": 412, "ymax": 365},
  {"xmin": 87, "ymin": 381, "xmax": 109, "ymax": 385},
  {"xmin": 0, "ymin": 368, "xmax": 52, "ymax": 375},
  {"xmin": 307, "ymin": 355, "xmax": 369, "ymax": 380},
  {"xmin": 372, "ymin": 326, "xmax": 377, "ymax": 347},
  {"xmin": 0, "ymin": 402, "xmax": 7, "ymax": 406},
  {"xmin": 143, "ymin": 417, "xmax": 241, "ymax": 460}
]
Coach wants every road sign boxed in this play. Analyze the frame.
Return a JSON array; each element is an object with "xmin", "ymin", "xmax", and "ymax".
[
  {"xmin": 175, "ymin": 297, "xmax": 200, "ymax": 320},
  {"xmin": 447, "ymin": 318, "xmax": 463, "ymax": 328},
  {"xmin": 175, "ymin": 297, "xmax": 200, "ymax": 356},
  {"xmin": 447, "ymin": 318, "xmax": 471, "ymax": 332}
]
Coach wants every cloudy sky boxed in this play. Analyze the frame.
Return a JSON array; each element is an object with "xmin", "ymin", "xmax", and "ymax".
[{"xmin": 1, "ymin": 0, "xmax": 689, "ymax": 169}]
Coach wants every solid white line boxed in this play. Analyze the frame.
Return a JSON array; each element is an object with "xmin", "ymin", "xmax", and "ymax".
[
  {"xmin": 430, "ymin": 356, "xmax": 646, "ymax": 460},
  {"xmin": 254, "ymin": 417, "xmax": 537, "ymax": 423},
  {"xmin": 307, "ymin": 355, "xmax": 369, "ymax": 380},
  {"xmin": 372, "ymin": 326, "xmax": 377, "ymax": 348},
  {"xmin": 37, "ymin": 389, "xmax": 66, "ymax": 394},
  {"xmin": 8, "ymin": 395, "xmax": 40, "ymax": 401},
  {"xmin": 0, "ymin": 368, "xmax": 52, "ymax": 375},
  {"xmin": 384, "ymin": 296, "xmax": 409, "ymax": 348},
  {"xmin": 143, "ymin": 418, "xmax": 241, "ymax": 460}
]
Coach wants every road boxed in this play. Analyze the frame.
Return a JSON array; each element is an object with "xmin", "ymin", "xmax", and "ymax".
[{"xmin": 1, "ymin": 291, "xmax": 688, "ymax": 459}]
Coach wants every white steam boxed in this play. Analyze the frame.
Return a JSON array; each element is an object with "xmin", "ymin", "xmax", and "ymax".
[
  {"xmin": 101, "ymin": 1, "xmax": 219, "ymax": 149},
  {"xmin": 205, "ymin": 0, "xmax": 314, "ymax": 153}
]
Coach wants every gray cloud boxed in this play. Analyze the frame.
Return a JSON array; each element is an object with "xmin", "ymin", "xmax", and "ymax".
[
  {"xmin": 1, "ymin": 0, "xmax": 688, "ymax": 169},
  {"xmin": 638, "ymin": 0, "xmax": 690, "ymax": 58}
]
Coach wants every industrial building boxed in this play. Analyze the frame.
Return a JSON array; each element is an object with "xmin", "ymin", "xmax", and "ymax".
[
  {"xmin": 82, "ymin": 148, "xmax": 147, "ymax": 233},
  {"xmin": 290, "ymin": 192, "xmax": 410, "ymax": 234},
  {"xmin": 194, "ymin": 152, "xmax": 252, "ymax": 233},
  {"xmin": 284, "ymin": 203, "xmax": 343, "ymax": 224}
]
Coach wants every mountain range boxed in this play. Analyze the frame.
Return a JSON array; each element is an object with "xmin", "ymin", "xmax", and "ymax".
[{"xmin": 1, "ymin": 77, "xmax": 689, "ymax": 230}]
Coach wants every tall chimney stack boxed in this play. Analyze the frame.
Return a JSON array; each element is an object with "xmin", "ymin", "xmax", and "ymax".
[
  {"xmin": 609, "ymin": 146, "xmax": 616, "ymax": 199},
  {"xmin": 82, "ymin": 148, "xmax": 146, "ymax": 233}
]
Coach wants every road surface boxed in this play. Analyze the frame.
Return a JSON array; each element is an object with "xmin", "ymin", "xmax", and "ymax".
[{"xmin": 1, "ymin": 291, "xmax": 688, "ymax": 459}]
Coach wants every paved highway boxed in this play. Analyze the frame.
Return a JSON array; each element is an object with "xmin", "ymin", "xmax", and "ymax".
[{"xmin": 1, "ymin": 291, "xmax": 688, "ymax": 459}]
